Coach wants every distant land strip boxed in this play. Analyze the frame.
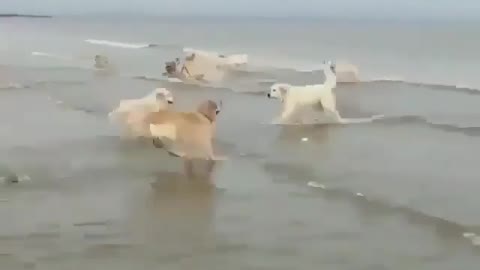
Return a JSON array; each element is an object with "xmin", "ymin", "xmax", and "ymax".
[{"xmin": 0, "ymin": 14, "xmax": 52, "ymax": 18}]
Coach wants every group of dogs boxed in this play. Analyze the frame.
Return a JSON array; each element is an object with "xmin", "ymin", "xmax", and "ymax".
[
  {"xmin": 108, "ymin": 88, "xmax": 222, "ymax": 178},
  {"xmin": 108, "ymin": 60, "xmax": 338, "ymax": 179}
]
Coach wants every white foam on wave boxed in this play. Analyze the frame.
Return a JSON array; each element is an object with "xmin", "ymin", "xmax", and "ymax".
[
  {"xmin": 0, "ymin": 82, "xmax": 24, "ymax": 89},
  {"xmin": 270, "ymin": 114, "xmax": 384, "ymax": 126},
  {"xmin": 167, "ymin": 77, "xmax": 183, "ymax": 83},
  {"xmin": 31, "ymin": 51, "xmax": 74, "ymax": 61},
  {"xmin": 338, "ymin": 114, "xmax": 385, "ymax": 124},
  {"xmin": 365, "ymin": 76, "xmax": 405, "ymax": 83},
  {"xmin": 365, "ymin": 76, "xmax": 480, "ymax": 92},
  {"xmin": 307, "ymin": 181, "xmax": 326, "ymax": 189},
  {"xmin": 85, "ymin": 39, "xmax": 154, "ymax": 49}
]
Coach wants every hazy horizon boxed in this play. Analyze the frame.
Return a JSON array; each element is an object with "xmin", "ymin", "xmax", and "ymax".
[{"xmin": 1, "ymin": 0, "xmax": 480, "ymax": 20}]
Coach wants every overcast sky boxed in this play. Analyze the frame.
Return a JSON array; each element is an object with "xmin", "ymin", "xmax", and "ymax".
[{"xmin": 2, "ymin": 0, "xmax": 479, "ymax": 19}]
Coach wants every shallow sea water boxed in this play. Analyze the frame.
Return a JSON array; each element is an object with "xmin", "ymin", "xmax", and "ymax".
[{"xmin": 1, "ymin": 17, "xmax": 480, "ymax": 269}]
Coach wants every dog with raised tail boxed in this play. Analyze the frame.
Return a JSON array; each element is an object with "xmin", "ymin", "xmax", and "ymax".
[
  {"xmin": 267, "ymin": 61, "xmax": 341, "ymax": 124},
  {"xmin": 144, "ymin": 100, "xmax": 225, "ymax": 178}
]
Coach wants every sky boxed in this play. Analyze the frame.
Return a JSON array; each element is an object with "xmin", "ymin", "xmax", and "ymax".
[{"xmin": 1, "ymin": 0, "xmax": 480, "ymax": 19}]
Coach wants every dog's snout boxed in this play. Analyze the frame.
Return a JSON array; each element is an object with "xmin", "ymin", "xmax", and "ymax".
[
  {"xmin": 267, "ymin": 93, "xmax": 271, "ymax": 98},
  {"xmin": 167, "ymin": 100, "xmax": 174, "ymax": 104},
  {"xmin": 215, "ymin": 109, "xmax": 220, "ymax": 115}
]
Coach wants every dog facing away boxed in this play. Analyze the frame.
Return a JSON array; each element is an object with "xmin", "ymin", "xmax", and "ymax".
[
  {"xmin": 94, "ymin": 55, "xmax": 110, "ymax": 69},
  {"xmin": 143, "ymin": 100, "xmax": 224, "ymax": 178},
  {"xmin": 93, "ymin": 54, "xmax": 118, "ymax": 75},
  {"xmin": 183, "ymin": 48, "xmax": 248, "ymax": 69},
  {"xmin": 109, "ymin": 88, "xmax": 174, "ymax": 138},
  {"xmin": 266, "ymin": 61, "xmax": 340, "ymax": 124}
]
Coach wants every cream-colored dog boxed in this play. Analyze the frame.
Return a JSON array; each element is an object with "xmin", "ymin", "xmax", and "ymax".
[
  {"xmin": 109, "ymin": 88, "xmax": 174, "ymax": 137},
  {"xmin": 144, "ymin": 100, "xmax": 223, "ymax": 177},
  {"xmin": 266, "ymin": 61, "xmax": 340, "ymax": 123}
]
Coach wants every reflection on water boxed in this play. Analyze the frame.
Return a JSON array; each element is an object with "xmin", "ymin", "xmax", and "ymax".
[{"xmin": 127, "ymin": 171, "xmax": 217, "ymax": 260}]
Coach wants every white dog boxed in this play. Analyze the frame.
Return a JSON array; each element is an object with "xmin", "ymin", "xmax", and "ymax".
[
  {"xmin": 109, "ymin": 88, "xmax": 174, "ymax": 137},
  {"xmin": 183, "ymin": 48, "xmax": 248, "ymax": 67},
  {"xmin": 267, "ymin": 61, "xmax": 340, "ymax": 123}
]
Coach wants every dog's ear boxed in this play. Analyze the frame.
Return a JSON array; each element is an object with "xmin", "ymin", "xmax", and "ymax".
[
  {"xmin": 279, "ymin": 85, "xmax": 289, "ymax": 96},
  {"xmin": 155, "ymin": 92, "xmax": 166, "ymax": 101},
  {"xmin": 197, "ymin": 100, "xmax": 218, "ymax": 122}
]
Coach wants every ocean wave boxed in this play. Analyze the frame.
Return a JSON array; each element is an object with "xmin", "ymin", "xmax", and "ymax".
[
  {"xmin": 268, "ymin": 113, "xmax": 480, "ymax": 136},
  {"xmin": 303, "ymin": 180, "xmax": 480, "ymax": 245},
  {"xmin": 246, "ymin": 58, "xmax": 480, "ymax": 92},
  {"xmin": 131, "ymin": 75, "xmax": 164, "ymax": 82},
  {"xmin": 85, "ymin": 39, "xmax": 159, "ymax": 49},
  {"xmin": 365, "ymin": 78, "xmax": 480, "ymax": 94},
  {"xmin": 262, "ymin": 64, "xmax": 479, "ymax": 93},
  {"xmin": 269, "ymin": 114, "xmax": 385, "ymax": 126},
  {"xmin": 374, "ymin": 115, "xmax": 480, "ymax": 137},
  {"xmin": 32, "ymin": 51, "xmax": 75, "ymax": 61},
  {"xmin": 1, "ymin": 80, "xmax": 86, "ymax": 91},
  {"xmin": 264, "ymin": 161, "xmax": 480, "ymax": 246},
  {"xmin": 45, "ymin": 96, "xmax": 109, "ymax": 117},
  {"xmin": 132, "ymin": 73, "xmax": 231, "ymax": 91},
  {"xmin": 0, "ymin": 83, "xmax": 26, "ymax": 90}
]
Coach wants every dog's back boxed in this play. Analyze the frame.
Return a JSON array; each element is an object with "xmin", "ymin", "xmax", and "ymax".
[
  {"xmin": 112, "ymin": 93, "xmax": 169, "ymax": 119},
  {"xmin": 146, "ymin": 110, "xmax": 211, "ymax": 136},
  {"xmin": 145, "ymin": 110, "xmax": 214, "ymax": 158}
]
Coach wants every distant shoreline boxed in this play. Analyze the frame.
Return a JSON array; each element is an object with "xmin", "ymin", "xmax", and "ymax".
[{"xmin": 0, "ymin": 14, "xmax": 52, "ymax": 18}]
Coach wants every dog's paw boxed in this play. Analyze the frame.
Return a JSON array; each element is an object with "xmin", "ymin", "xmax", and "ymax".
[{"xmin": 152, "ymin": 138, "xmax": 164, "ymax": 148}]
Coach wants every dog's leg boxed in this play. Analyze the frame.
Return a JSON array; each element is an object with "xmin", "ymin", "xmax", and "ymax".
[
  {"xmin": 279, "ymin": 102, "xmax": 296, "ymax": 122},
  {"xmin": 204, "ymin": 145, "xmax": 217, "ymax": 182},
  {"xmin": 272, "ymin": 101, "xmax": 293, "ymax": 124},
  {"xmin": 203, "ymin": 140, "xmax": 217, "ymax": 176},
  {"xmin": 206, "ymin": 159, "xmax": 216, "ymax": 177},
  {"xmin": 313, "ymin": 100, "xmax": 324, "ymax": 111},
  {"xmin": 152, "ymin": 138, "xmax": 164, "ymax": 148},
  {"xmin": 183, "ymin": 158, "xmax": 194, "ymax": 179}
]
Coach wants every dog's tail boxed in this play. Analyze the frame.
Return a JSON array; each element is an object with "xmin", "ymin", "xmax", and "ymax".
[{"xmin": 108, "ymin": 108, "xmax": 130, "ymax": 123}]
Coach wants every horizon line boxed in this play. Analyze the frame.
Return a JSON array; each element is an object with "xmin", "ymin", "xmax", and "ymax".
[{"xmin": 2, "ymin": 12, "xmax": 479, "ymax": 22}]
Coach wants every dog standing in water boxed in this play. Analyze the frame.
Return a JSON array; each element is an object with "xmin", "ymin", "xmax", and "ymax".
[
  {"xmin": 267, "ymin": 61, "xmax": 340, "ymax": 124},
  {"xmin": 109, "ymin": 88, "xmax": 175, "ymax": 138},
  {"xmin": 144, "ymin": 100, "xmax": 224, "ymax": 179}
]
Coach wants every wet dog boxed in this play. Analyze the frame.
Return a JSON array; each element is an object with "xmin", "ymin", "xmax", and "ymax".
[
  {"xmin": 109, "ymin": 88, "xmax": 174, "ymax": 138},
  {"xmin": 267, "ymin": 62, "xmax": 339, "ymax": 123},
  {"xmin": 144, "ymin": 100, "xmax": 223, "ymax": 178}
]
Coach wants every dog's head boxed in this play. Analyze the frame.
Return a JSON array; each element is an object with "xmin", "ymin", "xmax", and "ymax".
[
  {"xmin": 323, "ymin": 60, "xmax": 336, "ymax": 74},
  {"xmin": 164, "ymin": 61, "xmax": 177, "ymax": 74},
  {"xmin": 267, "ymin": 83, "xmax": 291, "ymax": 100},
  {"xmin": 154, "ymin": 88, "xmax": 174, "ymax": 105},
  {"xmin": 185, "ymin": 53, "xmax": 196, "ymax": 62},
  {"xmin": 94, "ymin": 55, "xmax": 109, "ymax": 68},
  {"xmin": 197, "ymin": 99, "xmax": 221, "ymax": 122}
]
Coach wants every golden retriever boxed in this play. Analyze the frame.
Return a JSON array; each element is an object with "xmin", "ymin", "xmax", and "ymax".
[{"xmin": 143, "ymin": 100, "xmax": 224, "ymax": 178}]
